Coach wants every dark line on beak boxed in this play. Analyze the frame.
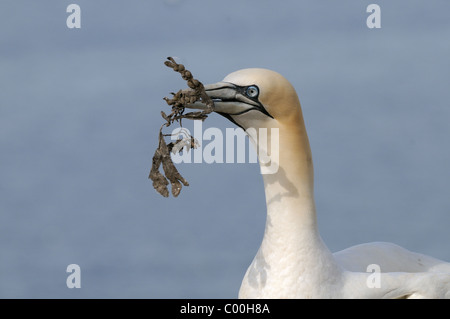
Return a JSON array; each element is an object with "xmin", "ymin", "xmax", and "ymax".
[{"xmin": 217, "ymin": 112, "xmax": 245, "ymax": 130}]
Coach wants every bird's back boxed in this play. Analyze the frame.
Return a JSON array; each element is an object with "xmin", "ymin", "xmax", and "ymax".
[{"xmin": 334, "ymin": 242, "xmax": 450, "ymax": 273}]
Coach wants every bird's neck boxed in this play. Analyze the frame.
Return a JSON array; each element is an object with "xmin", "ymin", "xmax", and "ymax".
[
  {"xmin": 260, "ymin": 118, "xmax": 325, "ymax": 250},
  {"xmin": 245, "ymin": 112, "xmax": 340, "ymax": 296}
]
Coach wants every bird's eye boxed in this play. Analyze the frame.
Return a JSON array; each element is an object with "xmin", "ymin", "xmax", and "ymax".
[{"xmin": 246, "ymin": 85, "xmax": 259, "ymax": 98}]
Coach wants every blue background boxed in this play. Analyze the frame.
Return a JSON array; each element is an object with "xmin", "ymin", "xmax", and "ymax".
[{"xmin": 1, "ymin": 1, "xmax": 449, "ymax": 298}]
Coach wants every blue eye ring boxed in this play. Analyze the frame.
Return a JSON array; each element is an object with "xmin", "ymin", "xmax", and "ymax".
[{"xmin": 246, "ymin": 85, "xmax": 259, "ymax": 98}]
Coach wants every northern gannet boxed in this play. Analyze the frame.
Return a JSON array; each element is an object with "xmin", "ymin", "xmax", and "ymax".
[{"xmin": 186, "ymin": 68, "xmax": 450, "ymax": 298}]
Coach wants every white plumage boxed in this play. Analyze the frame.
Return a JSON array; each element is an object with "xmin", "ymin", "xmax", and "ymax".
[{"xmin": 187, "ymin": 68, "xmax": 450, "ymax": 298}]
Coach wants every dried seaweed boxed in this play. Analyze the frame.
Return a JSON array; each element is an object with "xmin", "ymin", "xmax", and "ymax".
[{"xmin": 149, "ymin": 57, "xmax": 213, "ymax": 197}]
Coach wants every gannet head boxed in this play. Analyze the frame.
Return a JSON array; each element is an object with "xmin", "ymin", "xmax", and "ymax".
[
  {"xmin": 200, "ymin": 68, "xmax": 302, "ymax": 130},
  {"xmin": 186, "ymin": 68, "xmax": 309, "ymax": 176}
]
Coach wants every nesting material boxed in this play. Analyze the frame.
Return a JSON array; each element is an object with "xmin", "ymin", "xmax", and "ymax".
[{"xmin": 149, "ymin": 57, "xmax": 214, "ymax": 197}]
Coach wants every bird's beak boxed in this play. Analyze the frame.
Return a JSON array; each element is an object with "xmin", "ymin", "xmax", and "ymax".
[{"xmin": 186, "ymin": 82, "xmax": 272, "ymax": 118}]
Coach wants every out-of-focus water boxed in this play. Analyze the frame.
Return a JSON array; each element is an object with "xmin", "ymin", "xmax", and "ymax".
[{"xmin": 1, "ymin": 1, "xmax": 449, "ymax": 298}]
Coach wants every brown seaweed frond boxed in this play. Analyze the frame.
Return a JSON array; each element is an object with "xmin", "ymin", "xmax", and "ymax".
[{"xmin": 149, "ymin": 57, "xmax": 214, "ymax": 197}]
